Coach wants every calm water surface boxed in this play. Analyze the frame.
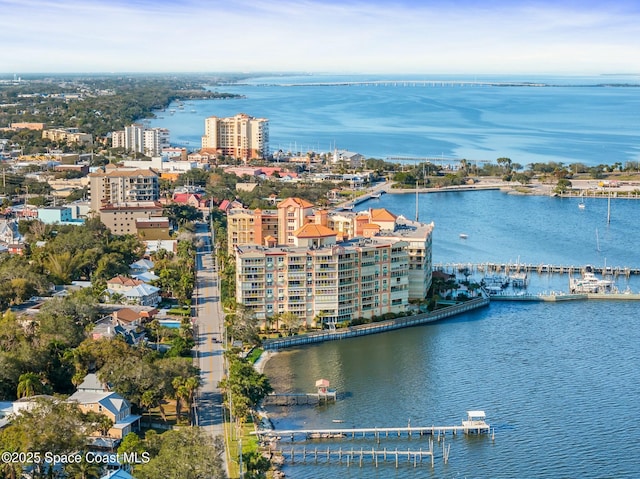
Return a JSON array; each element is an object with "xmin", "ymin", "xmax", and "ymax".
[
  {"xmin": 149, "ymin": 74, "xmax": 640, "ymax": 166},
  {"xmin": 150, "ymin": 76, "xmax": 640, "ymax": 477},
  {"xmin": 263, "ymin": 191, "xmax": 640, "ymax": 479}
]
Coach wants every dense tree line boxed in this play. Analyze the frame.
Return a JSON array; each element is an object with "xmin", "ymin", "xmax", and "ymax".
[{"xmin": 0, "ymin": 75, "xmax": 242, "ymax": 152}]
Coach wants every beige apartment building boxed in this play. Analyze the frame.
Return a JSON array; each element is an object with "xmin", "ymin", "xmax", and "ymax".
[
  {"xmin": 42, "ymin": 127, "xmax": 93, "ymax": 146},
  {"xmin": 227, "ymin": 208, "xmax": 279, "ymax": 255},
  {"xmin": 201, "ymin": 113, "xmax": 269, "ymax": 160},
  {"xmin": 232, "ymin": 198, "xmax": 434, "ymax": 326},
  {"xmin": 89, "ymin": 167, "xmax": 159, "ymax": 213},
  {"xmin": 236, "ymin": 232, "xmax": 411, "ymax": 327},
  {"xmin": 98, "ymin": 202, "xmax": 164, "ymax": 236}
]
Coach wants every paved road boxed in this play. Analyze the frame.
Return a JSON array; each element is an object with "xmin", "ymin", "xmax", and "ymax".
[{"xmin": 192, "ymin": 222, "xmax": 226, "ymax": 437}]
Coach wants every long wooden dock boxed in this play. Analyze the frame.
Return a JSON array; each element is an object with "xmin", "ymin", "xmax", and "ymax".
[
  {"xmin": 271, "ymin": 444, "xmax": 444, "ymax": 468},
  {"xmin": 262, "ymin": 391, "xmax": 337, "ymax": 406},
  {"xmin": 255, "ymin": 423, "xmax": 491, "ymax": 442},
  {"xmin": 435, "ymin": 262, "xmax": 640, "ymax": 277}
]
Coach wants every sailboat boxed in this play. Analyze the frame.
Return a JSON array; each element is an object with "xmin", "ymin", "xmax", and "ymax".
[
  {"xmin": 595, "ymin": 228, "xmax": 601, "ymax": 252},
  {"xmin": 578, "ymin": 191, "xmax": 585, "ymax": 209}
]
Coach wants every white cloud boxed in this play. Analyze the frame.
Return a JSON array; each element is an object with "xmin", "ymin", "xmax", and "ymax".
[{"xmin": 1, "ymin": 0, "xmax": 639, "ymax": 73}]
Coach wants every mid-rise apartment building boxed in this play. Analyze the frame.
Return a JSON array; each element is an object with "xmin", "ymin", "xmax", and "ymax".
[
  {"xmin": 201, "ymin": 113, "xmax": 269, "ymax": 160},
  {"xmin": 236, "ymin": 233, "xmax": 410, "ymax": 327},
  {"xmin": 98, "ymin": 202, "xmax": 164, "ymax": 236},
  {"xmin": 232, "ymin": 197, "xmax": 434, "ymax": 326},
  {"xmin": 89, "ymin": 167, "xmax": 159, "ymax": 213},
  {"xmin": 112, "ymin": 124, "xmax": 170, "ymax": 157},
  {"xmin": 42, "ymin": 127, "xmax": 93, "ymax": 146}
]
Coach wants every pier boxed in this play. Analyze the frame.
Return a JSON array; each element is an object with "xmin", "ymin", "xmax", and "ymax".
[
  {"xmin": 258, "ymin": 424, "xmax": 491, "ymax": 442},
  {"xmin": 271, "ymin": 444, "xmax": 444, "ymax": 468},
  {"xmin": 262, "ymin": 392, "xmax": 337, "ymax": 406},
  {"xmin": 434, "ymin": 262, "xmax": 640, "ymax": 277},
  {"xmin": 263, "ymin": 379, "xmax": 338, "ymax": 406},
  {"xmin": 255, "ymin": 411, "xmax": 492, "ymax": 442}
]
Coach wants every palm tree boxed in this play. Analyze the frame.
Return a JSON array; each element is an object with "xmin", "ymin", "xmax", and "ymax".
[
  {"xmin": 140, "ymin": 389, "xmax": 157, "ymax": 427},
  {"xmin": 16, "ymin": 372, "xmax": 44, "ymax": 398},
  {"xmin": 1, "ymin": 459, "xmax": 21, "ymax": 479},
  {"xmin": 43, "ymin": 251, "xmax": 80, "ymax": 283},
  {"xmin": 65, "ymin": 457, "xmax": 102, "ymax": 479},
  {"xmin": 96, "ymin": 415, "xmax": 114, "ymax": 437},
  {"xmin": 183, "ymin": 376, "xmax": 200, "ymax": 425}
]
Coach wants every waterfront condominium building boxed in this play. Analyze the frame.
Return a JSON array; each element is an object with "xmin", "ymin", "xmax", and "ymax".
[
  {"xmin": 201, "ymin": 113, "xmax": 269, "ymax": 160},
  {"xmin": 89, "ymin": 166, "xmax": 160, "ymax": 213},
  {"xmin": 235, "ymin": 232, "xmax": 410, "ymax": 327},
  {"xmin": 232, "ymin": 198, "xmax": 434, "ymax": 326},
  {"xmin": 112, "ymin": 124, "xmax": 170, "ymax": 157}
]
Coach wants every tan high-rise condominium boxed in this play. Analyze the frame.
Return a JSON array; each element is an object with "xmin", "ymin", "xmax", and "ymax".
[{"xmin": 201, "ymin": 113, "xmax": 269, "ymax": 160}]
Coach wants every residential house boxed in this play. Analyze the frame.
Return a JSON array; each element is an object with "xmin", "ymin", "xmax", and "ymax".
[
  {"xmin": 129, "ymin": 258, "xmax": 154, "ymax": 275},
  {"xmin": 172, "ymin": 192, "xmax": 208, "ymax": 210},
  {"xmin": 0, "ymin": 219, "xmax": 22, "ymax": 244},
  {"xmin": 68, "ymin": 384, "xmax": 140, "ymax": 440},
  {"xmin": 143, "ymin": 239, "xmax": 178, "ymax": 256},
  {"xmin": 100, "ymin": 469, "xmax": 138, "ymax": 479},
  {"xmin": 112, "ymin": 308, "xmax": 145, "ymax": 327},
  {"xmin": 106, "ymin": 276, "xmax": 161, "ymax": 306},
  {"xmin": 121, "ymin": 284, "xmax": 161, "ymax": 306}
]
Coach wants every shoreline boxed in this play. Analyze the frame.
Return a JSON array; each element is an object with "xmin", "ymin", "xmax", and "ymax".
[
  {"xmin": 385, "ymin": 178, "xmax": 640, "ymax": 198},
  {"xmin": 254, "ymin": 349, "xmax": 278, "ymax": 375}
]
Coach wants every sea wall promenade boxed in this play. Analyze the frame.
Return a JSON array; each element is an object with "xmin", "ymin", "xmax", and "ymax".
[{"xmin": 261, "ymin": 296, "xmax": 490, "ymax": 351}]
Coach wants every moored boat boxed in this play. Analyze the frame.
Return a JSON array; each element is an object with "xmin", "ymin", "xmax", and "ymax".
[{"xmin": 569, "ymin": 265, "xmax": 616, "ymax": 294}]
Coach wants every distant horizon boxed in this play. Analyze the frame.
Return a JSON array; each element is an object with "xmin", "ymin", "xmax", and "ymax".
[
  {"xmin": 1, "ymin": 71, "xmax": 640, "ymax": 80},
  {"xmin": 1, "ymin": 0, "xmax": 639, "ymax": 74}
]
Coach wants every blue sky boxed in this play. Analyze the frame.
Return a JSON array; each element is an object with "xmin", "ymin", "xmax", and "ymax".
[{"xmin": 1, "ymin": 0, "xmax": 639, "ymax": 74}]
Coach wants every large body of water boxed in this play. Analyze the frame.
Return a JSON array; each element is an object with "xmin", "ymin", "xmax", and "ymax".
[
  {"xmin": 262, "ymin": 190, "xmax": 640, "ymax": 479},
  {"xmin": 148, "ymin": 73, "xmax": 640, "ymax": 166},
  {"xmin": 150, "ymin": 75, "xmax": 640, "ymax": 477}
]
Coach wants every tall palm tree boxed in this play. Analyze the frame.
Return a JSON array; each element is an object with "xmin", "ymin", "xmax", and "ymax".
[
  {"xmin": 16, "ymin": 372, "xmax": 44, "ymax": 398},
  {"xmin": 183, "ymin": 376, "xmax": 200, "ymax": 425}
]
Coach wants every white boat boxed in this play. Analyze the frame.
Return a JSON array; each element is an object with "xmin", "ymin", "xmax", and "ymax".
[
  {"xmin": 578, "ymin": 202, "xmax": 585, "ymax": 209},
  {"xmin": 509, "ymin": 271, "xmax": 528, "ymax": 288},
  {"xmin": 569, "ymin": 265, "xmax": 616, "ymax": 294},
  {"xmin": 370, "ymin": 192, "xmax": 381, "ymax": 199},
  {"xmin": 482, "ymin": 274, "xmax": 509, "ymax": 289},
  {"xmin": 459, "ymin": 233, "xmax": 468, "ymax": 239}
]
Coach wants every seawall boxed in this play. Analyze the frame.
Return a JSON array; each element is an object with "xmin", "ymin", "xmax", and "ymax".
[{"xmin": 261, "ymin": 296, "xmax": 490, "ymax": 351}]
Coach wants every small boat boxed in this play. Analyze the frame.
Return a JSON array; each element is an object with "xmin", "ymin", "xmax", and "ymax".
[
  {"xmin": 578, "ymin": 202, "xmax": 585, "ymax": 209},
  {"xmin": 331, "ymin": 419, "xmax": 344, "ymax": 423},
  {"xmin": 459, "ymin": 233, "xmax": 468, "ymax": 239},
  {"xmin": 370, "ymin": 192, "xmax": 381, "ymax": 199}
]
